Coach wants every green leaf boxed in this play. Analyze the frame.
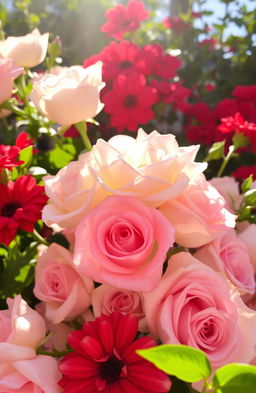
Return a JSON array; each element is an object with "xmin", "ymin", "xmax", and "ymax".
[
  {"xmin": 244, "ymin": 189, "xmax": 256, "ymax": 205},
  {"xmin": 241, "ymin": 175, "xmax": 253, "ymax": 193},
  {"xmin": 213, "ymin": 363, "xmax": 256, "ymax": 393},
  {"xmin": 19, "ymin": 146, "xmax": 33, "ymax": 168},
  {"xmin": 48, "ymin": 142, "xmax": 76, "ymax": 168},
  {"xmin": 205, "ymin": 141, "xmax": 225, "ymax": 162},
  {"xmin": 232, "ymin": 133, "xmax": 249, "ymax": 150},
  {"xmin": 136, "ymin": 344, "xmax": 211, "ymax": 383}
]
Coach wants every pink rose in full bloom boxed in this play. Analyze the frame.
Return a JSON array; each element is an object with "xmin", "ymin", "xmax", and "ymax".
[
  {"xmin": 34, "ymin": 243, "xmax": 93, "ymax": 324},
  {"xmin": 159, "ymin": 176, "xmax": 236, "ymax": 247},
  {"xmin": 144, "ymin": 252, "xmax": 242, "ymax": 368},
  {"xmin": 0, "ymin": 295, "xmax": 61, "ymax": 393},
  {"xmin": 0, "ymin": 58, "xmax": 23, "ymax": 105},
  {"xmin": 43, "ymin": 129, "xmax": 207, "ymax": 230},
  {"xmin": 238, "ymin": 224, "xmax": 256, "ymax": 272},
  {"xmin": 210, "ymin": 176, "xmax": 242, "ymax": 212},
  {"xmin": 194, "ymin": 230, "xmax": 255, "ymax": 294},
  {"xmin": 73, "ymin": 195, "xmax": 175, "ymax": 291},
  {"xmin": 30, "ymin": 62, "xmax": 105, "ymax": 126},
  {"xmin": 0, "ymin": 29, "xmax": 49, "ymax": 68},
  {"xmin": 92, "ymin": 284, "xmax": 146, "ymax": 330}
]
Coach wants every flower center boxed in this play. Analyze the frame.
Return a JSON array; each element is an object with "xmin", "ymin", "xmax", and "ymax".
[
  {"xmin": 99, "ymin": 355, "xmax": 124, "ymax": 383},
  {"xmin": 119, "ymin": 60, "xmax": 132, "ymax": 70},
  {"xmin": 1, "ymin": 202, "xmax": 21, "ymax": 217},
  {"xmin": 123, "ymin": 94, "xmax": 138, "ymax": 108}
]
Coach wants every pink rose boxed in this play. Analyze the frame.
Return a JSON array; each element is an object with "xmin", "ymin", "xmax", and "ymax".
[
  {"xmin": 0, "ymin": 295, "xmax": 46, "ymax": 348},
  {"xmin": 0, "ymin": 58, "xmax": 23, "ymax": 105},
  {"xmin": 30, "ymin": 62, "xmax": 105, "ymax": 125},
  {"xmin": 34, "ymin": 243, "xmax": 93, "ymax": 324},
  {"xmin": 0, "ymin": 295, "xmax": 61, "ymax": 393},
  {"xmin": 195, "ymin": 230, "xmax": 255, "ymax": 294},
  {"xmin": 238, "ymin": 224, "xmax": 256, "ymax": 272},
  {"xmin": 42, "ymin": 129, "xmax": 207, "ymax": 231},
  {"xmin": 92, "ymin": 284, "xmax": 146, "ymax": 330},
  {"xmin": 0, "ymin": 29, "xmax": 49, "ymax": 68},
  {"xmin": 159, "ymin": 176, "xmax": 236, "ymax": 247},
  {"xmin": 73, "ymin": 195, "xmax": 175, "ymax": 291},
  {"xmin": 144, "ymin": 252, "xmax": 241, "ymax": 367},
  {"xmin": 210, "ymin": 176, "xmax": 242, "ymax": 212}
]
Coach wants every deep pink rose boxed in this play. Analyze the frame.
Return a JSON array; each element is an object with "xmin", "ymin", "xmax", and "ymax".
[
  {"xmin": 34, "ymin": 243, "xmax": 93, "ymax": 324},
  {"xmin": 238, "ymin": 224, "xmax": 256, "ymax": 273},
  {"xmin": 73, "ymin": 195, "xmax": 175, "ymax": 291},
  {"xmin": 92, "ymin": 284, "xmax": 146, "ymax": 330},
  {"xmin": 0, "ymin": 295, "xmax": 61, "ymax": 393},
  {"xmin": 195, "ymin": 230, "xmax": 255, "ymax": 294},
  {"xmin": 159, "ymin": 176, "xmax": 236, "ymax": 247},
  {"xmin": 144, "ymin": 252, "xmax": 241, "ymax": 367}
]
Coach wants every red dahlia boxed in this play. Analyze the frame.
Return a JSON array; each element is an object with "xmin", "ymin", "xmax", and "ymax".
[
  {"xmin": 233, "ymin": 165, "xmax": 256, "ymax": 181},
  {"xmin": 101, "ymin": 0, "xmax": 149, "ymax": 40},
  {"xmin": 103, "ymin": 72, "xmax": 158, "ymax": 131},
  {"xmin": 0, "ymin": 175, "xmax": 48, "ymax": 245},
  {"xmin": 59, "ymin": 312, "xmax": 171, "ymax": 393}
]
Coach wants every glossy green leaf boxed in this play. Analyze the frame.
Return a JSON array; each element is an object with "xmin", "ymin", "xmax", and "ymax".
[
  {"xmin": 137, "ymin": 345, "xmax": 211, "ymax": 383},
  {"xmin": 213, "ymin": 363, "xmax": 256, "ymax": 393}
]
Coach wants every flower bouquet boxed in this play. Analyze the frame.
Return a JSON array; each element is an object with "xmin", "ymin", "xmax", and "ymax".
[{"xmin": 0, "ymin": 1, "xmax": 256, "ymax": 393}]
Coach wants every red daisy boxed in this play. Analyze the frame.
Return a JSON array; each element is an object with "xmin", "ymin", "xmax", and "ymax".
[
  {"xmin": 0, "ymin": 144, "xmax": 22, "ymax": 171},
  {"xmin": 15, "ymin": 131, "xmax": 34, "ymax": 150},
  {"xmin": 0, "ymin": 175, "xmax": 48, "ymax": 245},
  {"xmin": 233, "ymin": 165, "xmax": 256, "ymax": 181},
  {"xmin": 59, "ymin": 312, "xmax": 171, "ymax": 393},
  {"xmin": 163, "ymin": 16, "xmax": 191, "ymax": 34},
  {"xmin": 101, "ymin": 0, "xmax": 149, "ymax": 40},
  {"xmin": 103, "ymin": 72, "xmax": 158, "ymax": 131}
]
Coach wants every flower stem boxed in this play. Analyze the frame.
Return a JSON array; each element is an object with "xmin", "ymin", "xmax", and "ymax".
[
  {"xmin": 217, "ymin": 145, "xmax": 235, "ymax": 177},
  {"xmin": 36, "ymin": 347, "xmax": 73, "ymax": 358},
  {"xmin": 32, "ymin": 228, "xmax": 49, "ymax": 246},
  {"xmin": 75, "ymin": 121, "xmax": 92, "ymax": 151}
]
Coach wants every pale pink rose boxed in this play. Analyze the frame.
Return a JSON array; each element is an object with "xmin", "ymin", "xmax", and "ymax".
[
  {"xmin": 30, "ymin": 62, "xmax": 105, "ymax": 126},
  {"xmin": 73, "ymin": 195, "xmax": 175, "ymax": 292},
  {"xmin": 34, "ymin": 243, "xmax": 93, "ymax": 324},
  {"xmin": 159, "ymin": 176, "xmax": 236, "ymax": 247},
  {"xmin": 0, "ymin": 29, "xmax": 49, "ymax": 68},
  {"xmin": 43, "ymin": 129, "xmax": 207, "ymax": 230},
  {"xmin": 0, "ymin": 296, "xmax": 61, "ymax": 393},
  {"xmin": 0, "ymin": 58, "xmax": 23, "ymax": 105},
  {"xmin": 144, "ymin": 252, "xmax": 241, "ymax": 368},
  {"xmin": 231, "ymin": 291, "xmax": 256, "ymax": 364},
  {"xmin": 0, "ymin": 347, "xmax": 61, "ymax": 393},
  {"xmin": 0, "ymin": 295, "xmax": 46, "ymax": 349},
  {"xmin": 238, "ymin": 224, "xmax": 256, "ymax": 272},
  {"xmin": 195, "ymin": 230, "xmax": 255, "ymax": 294},
  {"xmin": 92, "ymin": 284, "xmax": 146, "ymax": 330},
  {"xmin": 210, "ymin": 176, "xmax": 242, "ymax": 212}
]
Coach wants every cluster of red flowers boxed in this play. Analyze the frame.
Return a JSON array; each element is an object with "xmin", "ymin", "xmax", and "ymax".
[
  {"xmin": 84, "ymin": 40, "xmax": 190, "ymax": 132},
  {"xmin": 185, "ymin": 85, "xmax": 256, "ymax": 146},
  {"xmin": 0, "ymin": 132, "xmax": 47, "ymax": 246},
  {"xmin": 101, "ymin": 0, "xmax": 149, "ymax": 40},
  {"xmin": 59, "ymin": 312, "xmax": 171, "ymax": 393}
]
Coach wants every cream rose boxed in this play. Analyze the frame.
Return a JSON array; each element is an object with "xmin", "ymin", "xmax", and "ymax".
[
  {"xmin": 30, "ymin": 62, "xmax": 105, "ymax": 125},
  {"xmin": 0, "ymin": 29, "xmax": 49, "ymax": 68},
  {"xmin": 0, "ymin": 58, "xmax": 23, "ymax": 105},
  {"xmin": 43, "ymin": 129, "xmax": 207, "ymax": 230}
]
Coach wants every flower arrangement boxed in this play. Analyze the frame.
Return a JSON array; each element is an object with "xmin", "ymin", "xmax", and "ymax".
[{"xmin": 0, "ymin": 1, "xmax": 256, "ymax": 393}]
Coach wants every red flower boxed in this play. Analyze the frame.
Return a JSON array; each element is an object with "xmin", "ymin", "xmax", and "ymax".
[
  {"xmin": 232, "ymin": 85, "xmax": 256, "ymax": 101},
  {"xmin": 0, "ymin": 145, "xmax": 22, "ymax": 171},
  {"xmin": 198, "ymin": 38, "xmax": 217, "ymax": 50},
  {"xmin": 101, "ymin": 0, "xmax": 149, "ymax": 40},
  {"xmin": 163, "ymin": 16, "xmax": 190, "ymax": 34},
  {"xmin": 15, "ymin": 132, "xmax": 34, "ymax": 150},
  {"xmin": 103, "ymin": 72, "xmax": 158, "ymax": 131},
  {"xmin": 0, "ymin": 175, "xmax": 48, "ymax": 245},
  {"xmin": 233, "ymin": 166, "xmax": 256, "ymax": 181},
  {"xmin": 59, "ymin": 312, "xmax": 171, "ymax": 393}
]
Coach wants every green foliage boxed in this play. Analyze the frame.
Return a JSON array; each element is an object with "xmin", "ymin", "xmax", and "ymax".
[
  {"xmin": 205, "ymin": 141, "xmax": 225, "ymax": 162},
  {"xmin": 137, "ymin": 344, "xmax": 211, "ymax": 383},
  {"xmin": 213, "ymin": 363, "xmax": 256, "ymax": 393}
]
